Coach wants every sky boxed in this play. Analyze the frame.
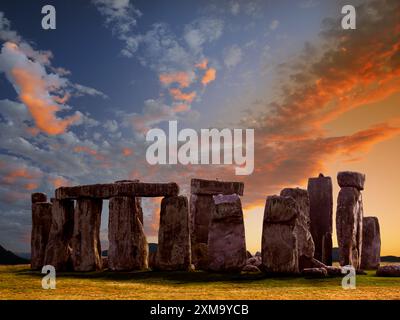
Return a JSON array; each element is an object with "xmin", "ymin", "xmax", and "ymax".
[{"xmin": 0, "ymin": 0, "xmax": 399, "ymax": 256}]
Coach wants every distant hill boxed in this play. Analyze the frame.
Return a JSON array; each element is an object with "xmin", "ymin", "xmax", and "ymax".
[
  {"xmin": 0, "ymin": 244, "xmax": 30, "ymax": 265},
  {"xmin": 332, "ymin": 247, "xmax": 400, "ymax": 263}
]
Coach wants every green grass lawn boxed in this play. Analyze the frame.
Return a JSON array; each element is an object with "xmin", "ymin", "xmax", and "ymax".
[{"xmin": 1, "ymin": 264, "xmax": 400, "ymax": 300}]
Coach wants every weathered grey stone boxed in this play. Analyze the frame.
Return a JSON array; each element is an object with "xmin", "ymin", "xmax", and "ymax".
[
  {"xmin": 246, "ymin": 256, "xmax": 262, "ymax": 267},
  {"xmin": 302, "ymin": 267, "xmax": 328, "ymax": 278},
  {"xmin": 190, "ymin": 194, "xmax": 215, "ymax": 269},
  {"xmin": 336, "ymin": 187, "xmax": 363, "ymax": 269},
  {"xmin": 376, "ymin": 265, "xmax": 400, "ymax": 277},
  {"xmin": 262, "ymin": 196, "xmax": 299, "ymax": 274},
  {"xmin": 208, "ymin": 194, "xmax": 246, "ymax": 272},
  {"xmin": 71, "ymin": 199, "xmax": 103, "ymax": 271},
  {"xmin": 102, "ymin": 257, "xmax": 108, "ymax": 269},
  {"xmin": 242, "ymin": 264, "xmax": 261, "ymax": 272},
  {"xmin": 31, "ymin": 202, "xmax": 52, "ymax": 270},
  {"xmin": 156, "ymin": 196, "xmax": 191, "ymax": 271},
  {"xmin": 148, "ymin": 250, "xmax": 157, "ymax": 270},
  {"xmin": 246, "ymin": 251, "xmax": 252, "ymax": 259},
  {"xmin": 262, "ymin": 223, "xmax": 298, "ymax": 273},
  {"xmin": 191, "ymin": 178, "xmax": 244, "ymax": 196},
  {"xmin": 307, "ymin": 174, "xmax": 333, "ymax": 265},
  {"xmin": 191, "ymin": 243, "xmax": 208, "ymax": 270},
  {"xmin": 32, "ymin": 192, "xmax": 47, "ymax": 203},
  {"xmin": 108, "ymin": 196, "xmax": 148, "ymax": 271},
  {"xmin": 56, "ymin": 182, "xmax": 179, "ymax": 200},
  {"xmin": 114, "ymin": 180, "xmax": 143, "ymax": 224},
  {"xmin": 361, "ymin": 217, "xmax": 381, "ymax": 270},
  {"xmin": 325, "ymin": 266, "xmax": 342, "ymax": 276},
  {"xmin": 337, "ymin": 171, "xmax": 365, "ymax": 190},
  {"xmin": 263, "ymin": 195, "xmax": 298, "ymax": 223},
  {"xmin": 280, "ymin": 188, "xmax": 315, "ymax": 270},
  {"xmin": 44, "ymin": 199, "xmax": 74, "ymax": 271}
]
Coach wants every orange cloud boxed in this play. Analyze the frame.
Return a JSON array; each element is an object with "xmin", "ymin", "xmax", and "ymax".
[
  {"xmin": 122, "ymin": 147, "xmax": 133, "ymax": 156},
  {"xmin": 24, "ymin": 183, "xmax": 39, "ymax": 190},
  {"xmin": 172, "ymin": 103, "xmax": 190, "ymax": 113},
  {"xmin": 169, "ymin": 88, "xmax": 196, "ymax": 103},
  {"xmin": 195, "ymin": 59, "xmax": 208, "ymax": 70},
  {"xmin": 11, "ymin": 67, "xmax": 80, "ymax": 135},
  {"xmin": 50, "ymin": 176, "xmax": 70, "ymax": 188},
  {"xmin": 201, "ymin": 68, "xmax": 216, "ymax": 85},
  {"xmin": 2, "ymin": 167, "xmax": 39, "ymax": 184},
  {"xmin": 159, "ymin": 71, "xmax": 192, "ymax": 88}
]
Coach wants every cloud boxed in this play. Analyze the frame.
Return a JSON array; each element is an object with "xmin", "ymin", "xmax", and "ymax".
[
  {"xmin": 183, "ymin": 18, "xmax": 224, "ymax": 53},
  {"xmin": 201, "ymin": 67, "xmax": 217, "ymax": 85},
  {"xmin": 159, "ymin": 71, "xmax": 193, "ymax": 88},
  {"xmin": 169, "ymin": 88, "xmax": 197, "ymax": 103},
  {"xmin": 92, "ymin": 0, "xmax": 142, "ymax": 57},
  {"xmin": 269, "ymin": 20, "xmax": 279, "ymax": 30},
  {"xmin": 224, "ymin": 45, "xmax": 243, "ymax": 68},
  {"xmin": 230, "ymin": 2, "xmax": 240, "ymax": 15},
  {"xmin": 195, "ymin": 59, "xmax": 208, "ymax": 70}
]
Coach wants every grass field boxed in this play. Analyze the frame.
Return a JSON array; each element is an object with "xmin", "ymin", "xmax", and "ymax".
[{"xmin": 0, "ymin": 264, "xmax": 400, "ymax": 300}]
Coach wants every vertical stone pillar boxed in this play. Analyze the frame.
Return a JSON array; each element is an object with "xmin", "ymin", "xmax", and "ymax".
[
  {"xmin": 262, "ymin": 195, "xmax": 299, "ymax": 274},
  {"xmin": 280, "ymin": 188, "xmax": 315, "ymax": 270},
  {"xmin": 44, "ymin": 198, "xmax": 74, "ymax": 271},
  {"xmin": 108, "ymin": 196, "xmax": 148, "ymax": 271},
  {"xmin": 361, "ymin": 217, "xmax": 381, "ymax": 270},
  {"xmin": 190, "ymin": 194, "xmax": 215, "ymax": 270},
  {"xmin": 156, "ymin": 196, "xmax": 191, "ymax": 270},
  {"xmin": 71, "ymin": 198, "xmax": 103, "ymax": 271},
  {"xmin": 31, "ymin": 193, "xmax": 52, "ymax": 270},
  {"xmin": 307, "ymin": 174, "xmax": 333, "ymax": 265},
  {"xmin": 336, "ymin": 171, "xmax": 365, "ymax": 269},
  {"xmin": 114, "ymin": 180, "xmax": 143, "ymax": 224},
  {"xmin": 208, "ymin": 194, "xmax": 246, "ymax": 272}
]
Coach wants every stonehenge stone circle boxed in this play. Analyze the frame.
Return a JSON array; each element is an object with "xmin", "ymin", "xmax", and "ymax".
[
  {"xmin": 336, "ymin": 171, "xmax": 365, "ymax": 270},
  {"xmin": 156, "ymin": 196, "xmax": 191, "ymax": 270},
  {"xmin": 360, "ymin": 217, "xmax": 381, "ymax": 270},
  {"xmin": 307, "ymin": 174, "xmax": 333, "ymax": 265},
  {"xmin": 208, "ymin": 194, "xmax": 246, "ymax": 272},
  {"xmin": 31, "ymin": 193, "xmax": 52, "ymax": 270}
]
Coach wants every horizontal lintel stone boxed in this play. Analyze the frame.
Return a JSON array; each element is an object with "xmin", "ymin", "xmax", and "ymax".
[
  {"xmin": 55, "ymin": 182, "xmax": 179, "ymax": 199},
  {"xmin": 191, "ymin": 179, "xmax": 244, "ymax": 196}
]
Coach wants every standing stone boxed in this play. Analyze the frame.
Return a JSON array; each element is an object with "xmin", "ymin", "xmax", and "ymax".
[
  {"xmin": 108, "ymin": 196, "xmax": 148, "ymax": 271},
  {"xmin": 156, "ymin": 196, "xmax": 191, "ymax": 270},
  {"xmin": 71, "ymin": 198, "xmax": 103, "ymax": 271},
  {"xmin": 262, "ymin": 195, "xmax": 299, "ymax": 274},
  {"xmin": 31, "ymin": 196, "xmax": 52, "ymax": 270},
  {"xmin": 336, "ymin": 182, "xmax": 364, "ymax": 269},
  {"xmin": 307, "ymin": 174, "xmax": 333, "ymax": 265},
  {"xmin": 190, "ymin": 194, "xmax": 215, "ymax": 269},
  {"xmin": 280, "ymin": 188, "xmax": 315, "ymax": 270},
  {"xmin": 114, "ymin": 180, "xmax": 143, "ymax": 224},
  {"xmin": 44, "ymin": 199, "xmax": 74, "ymax": 271},
  {"xmin": 361, "ymin": 217, "xmax": 381, "ymax": 270},
  {"xmin": 208, "ymin": 194, "xmax": 246, "ymax": 272}
]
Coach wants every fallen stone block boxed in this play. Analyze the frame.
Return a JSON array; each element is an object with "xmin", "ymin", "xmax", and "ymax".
[
  {"xmin": 376, "ymin": 265, "xmax": 400, "ymax": 277},
  {"xmin": 302, "ymin": 267, "xmax": 328, "ymax": 278}
]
